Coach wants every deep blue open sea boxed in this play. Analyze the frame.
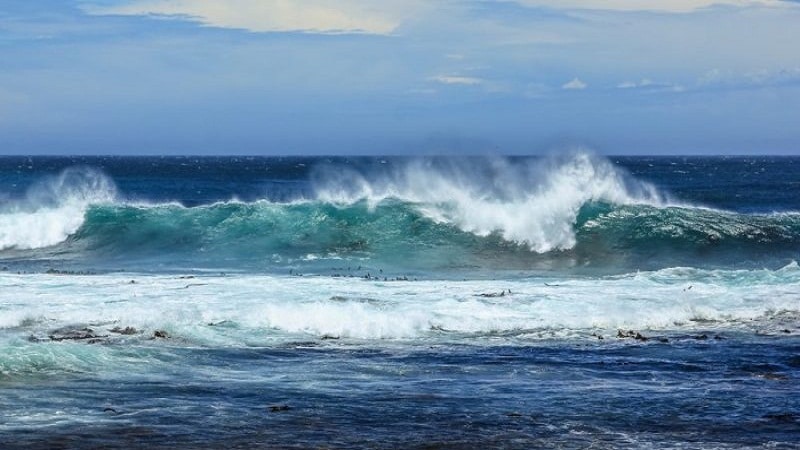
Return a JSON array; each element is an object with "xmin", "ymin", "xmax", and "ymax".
[{"xmin": 1, "ymin": 153, "xmax": 799, "ymax": 449}]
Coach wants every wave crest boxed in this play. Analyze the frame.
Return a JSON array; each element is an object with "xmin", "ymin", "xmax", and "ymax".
[
  {"xmin": 0, "ymin": 168, "xmax": 116, "ymax": 250},
  {"xmin": 4, "ymin": 153, "xmax": 799, "ymax": 272},
  {"xmin": 312, "ymin": 151, "xmax": 669, "ymax": 252}
]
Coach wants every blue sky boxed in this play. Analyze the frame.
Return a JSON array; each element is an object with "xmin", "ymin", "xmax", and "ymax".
[{"xmin": 1, "ymin": 0, "xmax": 799, "ymax": 155}]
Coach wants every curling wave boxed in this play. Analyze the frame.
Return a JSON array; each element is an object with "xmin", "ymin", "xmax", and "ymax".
[
  {"xmin": 311, "ymin": 151, "xmax": 670, "ymax": 252},
  {"xmin": 2, "ymin": 152, "xmax": 799, "ymax": 271},
  {"xmin": 57, "ymin": 200, "xmax": 800, "ymax": 267},
  {"xmin": 0, "ymin": 168, "xmax": 116, "ymax": 251}
]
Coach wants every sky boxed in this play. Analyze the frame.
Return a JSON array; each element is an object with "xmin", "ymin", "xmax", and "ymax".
[{"xmin": 1, "ymin": 0, "xmax": 799, "ymax": 155}]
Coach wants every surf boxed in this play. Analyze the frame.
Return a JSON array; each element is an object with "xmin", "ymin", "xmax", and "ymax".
[
  {"xmin": 0, "ymin": 167, "xmax": 116, "ymax": 251},
  {"xmin": 2, "ymin": 152, "xmax": 800, "ymax": 272},
  {"xmin": 310, "ymin": 151, "xmax": 671, "ymax": 252}
]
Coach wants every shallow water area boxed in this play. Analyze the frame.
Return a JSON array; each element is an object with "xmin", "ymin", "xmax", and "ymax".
[{"xmin": 1, "ymin": 271, "xmax": 799, "ymax": 448}]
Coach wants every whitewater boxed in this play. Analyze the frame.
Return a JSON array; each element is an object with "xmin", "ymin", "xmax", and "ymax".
[{"xmin": 1, "ymin": 153, "xmax": 799, "ymax": 449}]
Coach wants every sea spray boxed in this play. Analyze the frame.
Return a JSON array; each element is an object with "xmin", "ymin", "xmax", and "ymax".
[
  {"xmin": 0, "ymin": 167, "xmax": 116, "ymax": 250},
  {"xmin": 311, "ymin": 151, "xmax": 669, "ymax": 252}
]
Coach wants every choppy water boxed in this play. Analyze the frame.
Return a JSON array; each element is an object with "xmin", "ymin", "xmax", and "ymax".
[{"xmin": 1, "ymin": 153, "xmax": 799, "ymax": 448}]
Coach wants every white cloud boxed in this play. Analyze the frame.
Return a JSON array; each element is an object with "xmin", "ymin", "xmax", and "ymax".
[
  {"xmin": 430, "ymin": 75, "xmax": 483, "ymax": 86},
  {"xmin": 618, "ymin": 78, "xmax": 686, "ymax": 92},
  {"xmin": 84, "ymin": 0, "xmax": 423, "ymax": 35},
  {"xmin": 562, "ymin": 77, "xmax": 587, "ymax": 90},
  {"xmin": 514, "ymin": 0, "xmax": 787, "ymax": 12}
]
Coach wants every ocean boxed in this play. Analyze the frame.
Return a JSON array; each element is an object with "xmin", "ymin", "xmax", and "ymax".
[{"xmin": 1, "ymin": 153, "xmax": 798, "ymax": 449}]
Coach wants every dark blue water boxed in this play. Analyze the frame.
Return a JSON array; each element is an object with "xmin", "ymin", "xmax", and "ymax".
[
  {"xmin": 2, "ymin": 336, "xmax": 799, "ymax": 449},
  {"xmin": 1, "ymin": 154, "xmax": 799, "ymax": 449},
  {"xmin": 2, "ymin": 155, "xmax": 799, "ymax": 209}
]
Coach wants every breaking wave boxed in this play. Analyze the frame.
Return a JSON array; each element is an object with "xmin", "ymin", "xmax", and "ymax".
[
  {"xmin": 2, "ymin": 152, "xmax": 799, "ymax": 270},
  {"xmin": 0, "ymin": 168, "xmax": 116, "ymax": 251}
]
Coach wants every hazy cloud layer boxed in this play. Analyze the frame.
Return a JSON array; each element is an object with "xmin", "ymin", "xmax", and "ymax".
[{"xmin": 84, "ymin": 0, "xmax": 425, "ymax": 34}]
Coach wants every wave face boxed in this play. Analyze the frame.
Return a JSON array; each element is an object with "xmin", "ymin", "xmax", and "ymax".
[
  {"xmin": 1, "ymin": 153, "xmax": 800, "ymax": 273},
  {"xmin": 49, "ymin": 200, "xmax": 800, "ymax": 272}
]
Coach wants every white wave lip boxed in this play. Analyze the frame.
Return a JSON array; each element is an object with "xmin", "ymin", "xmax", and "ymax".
[
  {"xmin": 312, "ymin": 151, "xmax": 671, "ymax": 252},
  {"xmin": 0, "ymin": 168, "xmax": 116, "ymax": 250}
]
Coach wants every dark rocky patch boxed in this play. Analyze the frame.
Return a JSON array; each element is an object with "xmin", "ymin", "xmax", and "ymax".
[
  {"xmin": 48, "ymin": 326, "xmax": 107, "ymax": 342},
  {"xmin": 477, "ymin": 290, "xmax": 510, "ymax": 298},
  {"xmin": 44, "ymin": 268, "xmax": 95, "ymax": 276},
  {"xmin": 616, "ymin": 330, "xmax": 649, "ymax": 341},
  {"xmin": 153, "ymin": 330, "xmax": 169, "ymax": 339},
  {"xmin": 110, "ymin": 326, "xmax": 137, "ymax": 335}
]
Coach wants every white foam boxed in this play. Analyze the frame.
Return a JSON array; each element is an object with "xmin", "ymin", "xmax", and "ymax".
[
  {"xmin": 1, "ymin": 264, "xmax": 798, "ymax": 343},
  {"xmin": 0, "ymin": 168, "xmax": 116, "ymax": 250},
  {"xmin": 312, "ymin": 151, "xmax": 671, "ymax": 252}
]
